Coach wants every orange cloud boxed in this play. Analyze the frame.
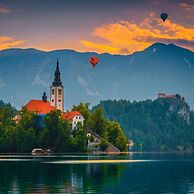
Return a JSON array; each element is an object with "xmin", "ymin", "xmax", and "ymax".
[
  {"xmin": 81, "ymin": 40, "xmax": 119, "ymax": 54},
  {"xmin": 0, "ymin": 5, "xmax": 11, "ymax": 14},
  {"xmin": 0, "ymin": 36, "xmax": 25, "ymax": 50},
  {"xmin": 81, "ymin": 14, "xmax": 194, "ymax": 54}
]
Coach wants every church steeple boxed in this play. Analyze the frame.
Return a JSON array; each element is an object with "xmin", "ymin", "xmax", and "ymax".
[
  {"xmin": 50, "ymin": 59, "xmax": 64, "ymax": 112},
  {"xmin": 52, "ymin": 59, "xmax": 62, "ymax": 87},
  {"xmin": 42, "ymin": 91, "xmax": 47, "ymax": 102},
  {"xmin": 56, "ymin": 59, "xmax": 59, "ymax": 71}
]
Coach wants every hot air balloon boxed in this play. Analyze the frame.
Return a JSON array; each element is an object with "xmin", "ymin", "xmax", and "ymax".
[
  {"xmin": 90, "ymin": 56, "xmax": 99, "ymax": 68},
  {"xmin": 160, "ymin": 13, "xmax": 168, "ymax": 22}
]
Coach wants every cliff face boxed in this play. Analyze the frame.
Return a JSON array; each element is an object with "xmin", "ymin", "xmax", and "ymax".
[{"xmin": 154, "ymin": 96, "xmax": 190, "ymax": 124}]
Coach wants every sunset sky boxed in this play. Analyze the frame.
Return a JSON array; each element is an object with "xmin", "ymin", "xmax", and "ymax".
[{"xmin": 0, "ymin": 0, "xmax": 194, "ymax": 54}]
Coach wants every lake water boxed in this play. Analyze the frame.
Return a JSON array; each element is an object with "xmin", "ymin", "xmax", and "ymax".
[{"xmin": 1, "ymin": 153, "xmax": 194, "ymax": 194}]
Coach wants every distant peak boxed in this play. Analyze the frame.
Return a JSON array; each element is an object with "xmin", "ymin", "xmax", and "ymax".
[
  {"xmin": 0, "ymin": 48, "xmax": 45, "ymax": 54},
  {"xmin": 148, "ymin": 42, "xmax": 168, "ymax": 49},
  {"xmin": 142, "ymin": 42, "xmax": 193, "ymax": 55},
  {"xmin": 151, "ymin": 42, "xmax": 167, "ymax": 47}
]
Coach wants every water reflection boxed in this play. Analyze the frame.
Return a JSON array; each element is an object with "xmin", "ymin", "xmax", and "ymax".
[{"xmin": 0, "ymin": 154, "xmax": 194, "ymax": 193}]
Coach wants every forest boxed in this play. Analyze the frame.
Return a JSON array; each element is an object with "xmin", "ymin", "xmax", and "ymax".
[{"xmin": 94, "ymin": 98, "xmax": 194, "ymax": 151}]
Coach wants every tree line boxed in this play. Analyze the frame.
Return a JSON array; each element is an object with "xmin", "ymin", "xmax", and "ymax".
[
  {"xmin": 0, "ymin": 100, "xmax": 127, "ymax": 153},
  {"xmin": 94, "ymin": 99, "xmax": 194, "ymax": 151}
]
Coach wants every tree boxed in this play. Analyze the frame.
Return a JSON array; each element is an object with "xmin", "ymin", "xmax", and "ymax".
[
  {"xmin": 40, "ymin": 110, "xmax": 72, "ymax": 152},
  {"xmin": 0, "ymin": 126, "xmax": 16, "ymax": 152},
  {"xmin": 15, "ymin": 126, "xmax": 37, "ymax": 153},
  {"xmin": 87, "ymin": 107, "xmax": 106, "ymax": 137},
  {"xmin": 99, "ymin": 140, "xmax": 109, "ymax": 152},
  {"xmin": 106, "ymin": 121, "xmax": 128, "ymax": 151},
  {"xmin": 0, "ymin": 101, "xmax": 16, "ymax": 126},
  {"xmin": 17, "ymin": 108, "xmax": 38, "ymax": 131},
  {"xmin": 72, "ymin": 129, "xmax": 88, "ymax": 152}
]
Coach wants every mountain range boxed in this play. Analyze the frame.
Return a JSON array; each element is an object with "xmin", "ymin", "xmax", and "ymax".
[{"xmin": 0, "ymin": 42, "xmax": 194, "ymax": 110}]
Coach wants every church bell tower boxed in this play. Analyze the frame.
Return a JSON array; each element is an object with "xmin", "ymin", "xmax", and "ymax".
[{"xmin": 50, "ymin": 60, "xmax": 64, "ymax": 112}]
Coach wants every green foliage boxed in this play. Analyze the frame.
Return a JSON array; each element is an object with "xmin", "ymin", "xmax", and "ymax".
[
  {"xmin": 39, "ymin": 110, "xmax": 72, "ymax": 152},
  {"xmin": 72, "ymin": 127, "xmax": 88, "ymax": 152},
  {"xmin": 18, "ymin": 108, "xmax": 38, "ymax": 131},
  {"xmin": 0, "ymin": 100, "xmax": 16, "ymax": 126},
  {"xmin": 0, "ymin": 101, "xmax": 17, "ymax": 152},
  {"xmin": 87, "ymin": 107, "xmax": 107, "ymax": 138},
  {"xmin": 0, "ymin": 126, "xmax": 16, "ymax": 152},
  {"xmin": 106, "ymin": 121, "xmax": 128, "ymax": 151},
  {"xmin": 0, "ymin": 103, "xmax": 39, "ymax": 153},
  {"xmin": 99, "ymin": 140, "xmax": 109, "ymax": 152},
  {"xmin": 15, "ymin": 126, "xmax": 37, "ymax": 153},
  {"xmin": 72, "ymin": 103, "xmax": 128, "ymax": 151},
  {"xmin": 0, "ymin": 100, "xmax": 127, "ymax": 153},
  {"xmin": 95, "ymin": 99, "xmax": 194, "ymax": 151}
]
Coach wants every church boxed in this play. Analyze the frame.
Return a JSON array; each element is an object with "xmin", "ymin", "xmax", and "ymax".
[
  {"xmin": 13, "ymin": 60, "xmax": 121, "ymax": 153},
  {"xmin": 15, "ymin": 60, "xmax": 84, "ymax": 130}
]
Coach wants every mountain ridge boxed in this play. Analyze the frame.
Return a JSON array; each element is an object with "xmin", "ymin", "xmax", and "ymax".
[
  {"xmin": 0, "ymin": 42, "xmax": 194, "ymax": 110},
  {"xmin": 1, "ymin": 42, "xmax": 193, "ymax": 55}
]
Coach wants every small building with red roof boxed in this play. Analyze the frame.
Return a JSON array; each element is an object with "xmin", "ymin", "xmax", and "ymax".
[{"xmin": 62, "ymin": 111, "xmax": 84, "ymax": 129}]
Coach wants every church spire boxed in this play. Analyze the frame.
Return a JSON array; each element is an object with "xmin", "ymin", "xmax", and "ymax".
[
  {"xmin": 52, "ymin": 59, "xmax": 62, "ymax": 87},
  {"xmin": 56, "ymin": 59, "xmax": 59, "ymax": 71},
  {"xmin": 42, "ymin": 91, "xmax": 47, "ymax": 102}
]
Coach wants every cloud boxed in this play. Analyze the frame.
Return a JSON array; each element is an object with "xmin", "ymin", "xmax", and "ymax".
[
  {"xmin": 179, "ymin": 3, "xmax": 194, "ymax": 11},
  {"xmin": 81, "ymin": 40, "xmax": 119, "ymax": 54},
  {"xmin": 77, "ymin": 75, "xmax": 88, "ymax": 87},
  {"xmin": 119, "ymin": 48, "xmax": 130, "ymax": 54},
  {"xmin": 32, "ymin": 71, "xmax": 49, "ymax": 87},
  {"xmin": 0, "ymin": 5, "xmax": 12, "ymax": 14},
  {"xmin": 77, "ymin": 74, "xmax": 101, "ymax": 97},
  {"xmin": 32, "ymin": 61, "xmax": 51, "ymax": 87},
  {"xmin": 86, "ymin": 88, "xmax": 100, "ymax": 97},
  {"xmin": 0, "ymin": 36, "xmax": 25, "ymax": 50},
  {"xmin": 81, "ymin": 13, "xmax": 194, "ymax": 54}
]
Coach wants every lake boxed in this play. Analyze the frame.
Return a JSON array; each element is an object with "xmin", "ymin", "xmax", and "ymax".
[{"xmin": 0, "ymin": 153, "xmax": 194, "ymax": 194}]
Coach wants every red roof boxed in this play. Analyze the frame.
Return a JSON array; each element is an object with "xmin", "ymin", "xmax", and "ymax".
[
  {"xmin": 158, "ymin": 93, "xmax": 176, "ymax": 99},
  {"xmin": 62, "ymin": 111, "xmax": 81, "ymax": 121},
  {"xmin": 25, "ymin": 100, "xmax": 56, "ymax": 114}
]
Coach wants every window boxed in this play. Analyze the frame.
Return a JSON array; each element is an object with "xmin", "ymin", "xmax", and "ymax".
[
  {"xmin": 52, "ymin": 89, "xmax": 54, "ymax": 95},
  {"xmin": 58, "ymin": 99, "xmax": 61, "ymax": 102},
  {"xmin": 52, "ymin": 99, "xmax": 54, "ymax": 102},
  {"xmin": 79, "ymin": 116, "xmax": 81, "ymax": 119},
  {"xmin": 58, "ymin": 89, "xmax": 62, "ymax": 95},
  {"xmin": 76, "ymin": 116, "xmax": 78, "ymax": 119}
]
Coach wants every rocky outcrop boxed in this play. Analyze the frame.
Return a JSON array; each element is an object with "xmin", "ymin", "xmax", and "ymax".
[{"xmin": 155, "ymin": 94, "xmax": 190, "ymax": 124}]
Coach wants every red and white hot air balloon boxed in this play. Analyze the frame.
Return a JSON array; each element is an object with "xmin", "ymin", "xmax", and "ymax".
[{"xmin": 89, "ymin": 56, "xmax": 99, "ymax": 68}]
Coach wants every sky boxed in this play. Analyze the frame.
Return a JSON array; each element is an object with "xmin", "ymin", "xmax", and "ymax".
[{"xmin": 0, "ymin": 0, "xmax": 194, "ymax": 54}]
